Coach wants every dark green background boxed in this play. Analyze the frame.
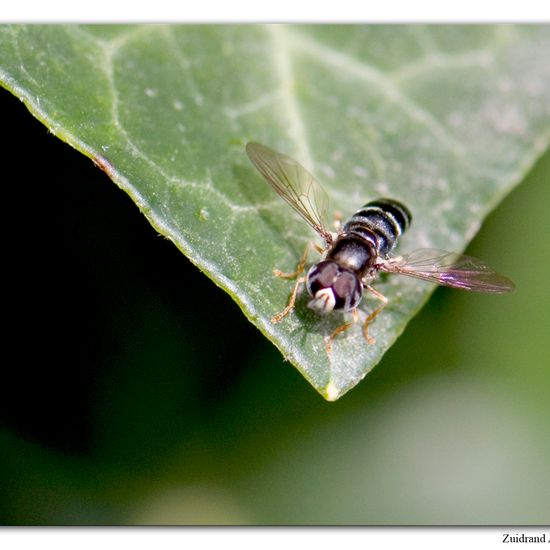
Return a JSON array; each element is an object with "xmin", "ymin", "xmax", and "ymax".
[{"xmin": 1, "ymin": 85, "xmax": 549, "ymax": 524}]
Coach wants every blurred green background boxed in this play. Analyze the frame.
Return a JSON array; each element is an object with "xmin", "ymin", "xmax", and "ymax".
[{"xmin": 1, "ymin": 84, "xmax": 549, "ymax": 525}]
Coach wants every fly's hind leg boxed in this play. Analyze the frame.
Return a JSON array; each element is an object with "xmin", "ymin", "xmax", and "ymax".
[
  {"xmin": 271, "ymin": 244, "xmax": 309, "ymax": 324},
  {"xmin": 362, "ymin": 285, "xmax": 388, "ymax": 345}
]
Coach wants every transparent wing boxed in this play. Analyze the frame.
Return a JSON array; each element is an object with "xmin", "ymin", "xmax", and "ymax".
[
  {"xmin": 246, "ymin": 142, "xmax": 333, "ymax": 243},
  {"xmin": 380, "ymin": 248, "xmax": 515, "ymax": 293}
]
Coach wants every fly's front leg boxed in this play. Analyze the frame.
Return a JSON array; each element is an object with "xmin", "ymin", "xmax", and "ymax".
[
  {"xmin": 273, "ymin": 244, "xmax": 309, "ymax": 279},
  {"xmin": 362, "ymin": 285, "xmax": 388, "ymax": 345},
  {"xmin": 333, "ymin": 210, "xmax": 343, "ymax": 232},
  {"xmin": 326, "ymin": 308, "xmax": 359, "ymax": 354},
  {"xmin": 271, "ymin": 244, "xmax": 309, "ymax": 324},
  {"xmin": 271, "ymin": 275, "xmax": 306, "ymax": 324}
]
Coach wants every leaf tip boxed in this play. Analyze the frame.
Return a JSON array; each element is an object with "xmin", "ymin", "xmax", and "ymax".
[{"xmin": 323, "ymin": 381, "xmax": 341, "ymax": 402}]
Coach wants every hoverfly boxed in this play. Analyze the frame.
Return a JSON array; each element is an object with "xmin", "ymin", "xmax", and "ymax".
[{"xmin": 246, "ymin": 142, "xmax": 514, "ymax": 353}]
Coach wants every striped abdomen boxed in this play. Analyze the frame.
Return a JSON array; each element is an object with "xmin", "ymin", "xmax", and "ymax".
[
  {"xmin": 345, "ymin": 198, "xmax": 411, "ymax": 256},
  {"xmin": 327, "ymin": 198, "xmax": 412, "ymax": 275}
]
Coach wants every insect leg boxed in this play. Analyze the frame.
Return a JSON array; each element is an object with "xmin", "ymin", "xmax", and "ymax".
[
  {"xmin": 326, "ymin": 308, "xmax": 359, "ymax": 354},
  {"xmin": 333, "ymin": 210, "xmax": 343, "ymax": 231},
  {"xmin": 362, "ymin": 285, "xmax": 388, "ymax": 345},
  {"xmin": 271, "ymin": 244, "xmax": 310, "ymax": 324},
  {"xmin": 271, "ymin": 276, "xmax": 306, "ymax": 324},
  {"xmin": 273, "ymin": 244, "xmax": 309, "ymax": 279},
  {"xmin": 313, "ymin": 243, "xmax": 325, "ymax": 254}
]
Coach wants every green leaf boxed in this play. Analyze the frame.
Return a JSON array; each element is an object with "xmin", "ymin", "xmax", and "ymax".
[{"xmin": 1, "ymin": 24, "xmax": 549, "ymax": 400}]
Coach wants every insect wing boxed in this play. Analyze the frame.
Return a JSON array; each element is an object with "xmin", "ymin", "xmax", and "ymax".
[
  {"xmin": 246, "ymin": 142, "xmax": 333, "ymax": 242},
  {"xmin": 381, "ymin": 248, "xmax": 515, "ymax": 293}
]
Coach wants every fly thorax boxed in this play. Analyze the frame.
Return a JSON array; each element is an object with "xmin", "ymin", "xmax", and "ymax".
[
  {"xmin": 306, "ymin": 260, "xmax": 363, "ymax": 313},
  {"xmin": 326, "ymin": 234, "xmax": 376, "ymax": 274}
]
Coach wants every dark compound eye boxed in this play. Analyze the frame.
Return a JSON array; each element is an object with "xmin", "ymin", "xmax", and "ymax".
[
  {"xmin": 307, "ymin": 261, "xmax": 362, "ymax": 311},
  {"xmin": 332, "ymin": 270, "xmax": 362, "ymax": 310},
  {"xmin": 306, "ymin": 261, "xmax": 338, "ymax": 296}
]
